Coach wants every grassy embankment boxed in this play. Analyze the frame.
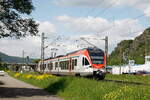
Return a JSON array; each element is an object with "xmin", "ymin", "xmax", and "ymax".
[{"xmin": 8, "ymin": 71, "xmax": 150, "ymax": 100}]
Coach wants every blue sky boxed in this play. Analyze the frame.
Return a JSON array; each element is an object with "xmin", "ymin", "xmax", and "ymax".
[
  {"xmin": 30, "ymin": 0, "xmax": 150, "ymax": 36},
  {"xmin": 0, "ymin": 0, "xmax": 150, "ymax": 58},
  {"xmin": 31, "ymin": 0, "xmax": 149, "ymax": 24}
]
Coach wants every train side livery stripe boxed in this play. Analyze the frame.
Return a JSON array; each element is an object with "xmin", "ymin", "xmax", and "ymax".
[{"xmin": 41, "ymin": 49, "xmax": 90, "ymax": 63}]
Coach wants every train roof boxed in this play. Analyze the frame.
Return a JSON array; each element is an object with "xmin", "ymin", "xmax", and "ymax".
[
  {"xmin": 44, "ymin": 47, "xmax": 104, "ymax": 61},
  {"xmin": 66, "ymin": 47, "xmax": 104, "ymax": 55}
]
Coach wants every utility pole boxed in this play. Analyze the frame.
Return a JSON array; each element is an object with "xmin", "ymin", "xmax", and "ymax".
[
  {"xmin": 21, "ymin": 50, "xmax": 25, "ymax": 73},
  {"xmin": 22, "ymin": 50, "xmax": 25, "ymax": 65},
  {"xmin": 105, "ymin": 36, "xmax": 108, "ymax": 72},
  {"xmin": 101, "ymin": 36, "xmax": 108, "ymax": 57},
  {"xmin": 41, "ymin": 33, "xmax": 47, "ymax": 73},
  {"xmin": 105, "ymin": 36, "xmax": 108, "ymax": 58},
  {"xmin": 80, "ymin": 36, "xmax": 108, "ymax": 70},
  {"xmin": 101, "ymin": 36, "xmax": 108, "ymax": 71},
  {"xmin": 101, "ymin": 36, "xmax": 109, "ymax": 57}
]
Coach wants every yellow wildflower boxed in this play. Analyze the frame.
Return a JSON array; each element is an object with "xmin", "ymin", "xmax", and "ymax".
[
  {"xmin": 35, "ymin": 75, "xmax": 45, "ymax": 80},
  {"xmin": 104, "ymin": 86, "xmax": 133, "ymax": 100},
  {"xmin": 25, "ymin": 74, "xmax": 33, "ymax": 79},
  {"xmin": 14, "ymin": 73, "xmax": 21, "ymax": 77}
]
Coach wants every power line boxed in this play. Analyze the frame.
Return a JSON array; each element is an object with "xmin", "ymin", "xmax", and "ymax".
[
  {"xmin": 95, "ymin": 11, "xmax": 150, "ymax": 36},
  {"xmin": 73, "ymin": 0, "xmax": 119, "ymax": 34},
  {"xmin": 120, "ymin": 29, "xmax": 144, "ymax": 36},
  {"xmin": 94, "ymin": 0, "xmax": 118, "ymax": 17},
  {"xmin": 62, "ymin": 0, "xmax": 118, "ymax": 35},
  {"xmin": 71, "ymin": 0, "xmax": 150, "ymax": 36},
  {"xmin": 84, "ymin": 0, "xmax": 105, "ymax": 17}
]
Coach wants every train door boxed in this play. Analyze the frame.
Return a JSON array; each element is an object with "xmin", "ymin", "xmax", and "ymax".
[
  {"xmin": 74, "ymin": 56, "xmax": 82, "ymax": 72},
  {"xmin": 68, "ymin": 58, "xmax": 72, "ymax": 72},
  {"xmin": 44, "ymin": 63, "xmax": 49, "ymax": 73},
  {"xmin": 54, "ymin": 61, "xmax": 59, "ymax": 74}
]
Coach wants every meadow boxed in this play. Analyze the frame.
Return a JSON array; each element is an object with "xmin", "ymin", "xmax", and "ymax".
[{"xmin": 8, "ymin": 71, "xmax": 150, "ymax": 100}]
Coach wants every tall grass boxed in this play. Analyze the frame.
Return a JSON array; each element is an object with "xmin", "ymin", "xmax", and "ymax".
[
  {"xmin": 105, "ymin": 74, "xmax": 150, "ymax": 84},
  {"xmin": 8, "ymin": 72, "xmax": 150, "ymax": 100}
]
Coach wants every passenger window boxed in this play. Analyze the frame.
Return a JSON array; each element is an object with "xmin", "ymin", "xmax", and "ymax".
[
  {"xmin": 85, "ymin": 58, "xmax": 89, "ymax": 65},
  {"xmin": 82, "ymin": 57, "xmax": 89, "ymax": 66},
  {"xmin": 75, "ymin": 59, "xmax": 77, "ymax": 66},
  {"xmin": 55, "ymin": 62, "xmax": 58, "ymax": 70},
  {"xmin": 82, "ymin": 57, "xmax": 85, "ymax": 65}
]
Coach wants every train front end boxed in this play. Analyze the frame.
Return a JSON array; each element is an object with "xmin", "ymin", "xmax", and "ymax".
[{"xmin": 87, "ymin": 48, "xmax": 106, "ymax": 79}]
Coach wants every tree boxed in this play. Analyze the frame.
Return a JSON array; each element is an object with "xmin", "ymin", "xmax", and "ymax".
[
  {"xmin": 32, "ymin": 59, "xmax": 40, "ymax": 64},
  {"xmin": 0, "ymin": 57, "xmax": 1, "ymax": 62},
  {"xmin": 0, "ymin": 0, "xmax": 38, "ymax": 38}
]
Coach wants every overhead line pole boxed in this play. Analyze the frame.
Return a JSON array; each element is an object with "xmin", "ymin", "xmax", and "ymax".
[
  {"xmin": 41, "ymin": 32, "xmax": 47, "ymax": 73},
  {"xmin": 101, "ymin": 36, "xmax": 108, "ymax": 72},
  {"xmin": 41, "ymin": 33, "xmax": 43, "ymax": 72},
  {"xmin": 22, "ymin": 50, "xmax": 25, "ymax": 65},
  {"xmin": 22, "ymin": 50, "xmax": 25, "ymax": 72},
  {"xmin": 80, "ymin": 36, "xmax": 108, "ymax": 71}
]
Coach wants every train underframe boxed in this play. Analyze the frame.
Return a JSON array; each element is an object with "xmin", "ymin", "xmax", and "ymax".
[
  {"xmin": 47, "ymin": 69, "xmax": 106, "ymax": 80},
  {"xmin": 93, "ymin": 70, "xmax": 106, "ymax": 80}
]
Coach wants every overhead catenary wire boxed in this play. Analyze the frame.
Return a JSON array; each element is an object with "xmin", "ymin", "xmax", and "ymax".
[
  {"xmin": 45, "ymin": 1, "xmax": 107, "ymax": 48},
  {"xmin": 70, "ymin": 0, "xmax": 150, "ymax": 37},
  {"xmin": 84, "ymin": 0, "xmax": 106, "ymax": 17},
  {"xmin": 95, "ymin": 11, "xmax": 150, "ymax": 36},
  {"xmin": 93, "ymin": 0, "xmax": 119, "ymax": 18},
  {"xmin": 49, "ymin": 0, "xmax": 118, "ymax": 44},
  {"xmin": 92, "ymin": 0, "xmax": 150, "ymax": 35},
  {"xmin": 45, "ymin": 0, "xmax": 150, "ymax": 55},
  {"xmin": 74, "ymin": 0, "xmax": 119, "ymax": 34}
]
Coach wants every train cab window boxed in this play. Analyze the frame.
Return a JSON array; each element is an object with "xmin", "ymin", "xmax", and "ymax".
[
  {"xmin": 85, "ymin": 58, "xmax": 89, "ymax": 65},
  {"xmin": 82, "ymin": 58, "xmax": 84, "ymax": 66},
  {"xmin": 82, "ymin": 57, "xmax": 89, "ymax": 66}
]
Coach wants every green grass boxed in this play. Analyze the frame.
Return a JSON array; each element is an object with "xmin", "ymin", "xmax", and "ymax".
[
  {"xmin": 105, "ymin": 74, "xmax": 150, "ymax": 85},
  {"xmin": 8, "ymin": 72, "xmax": 150, "ymax": 100}
]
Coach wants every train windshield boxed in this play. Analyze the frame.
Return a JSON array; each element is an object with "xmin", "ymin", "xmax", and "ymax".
[{"xmin": 88, "ymin": 48, "xmax": 104, "ymax": 64}]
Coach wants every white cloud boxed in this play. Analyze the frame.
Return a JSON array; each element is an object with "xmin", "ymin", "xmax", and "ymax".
[
  {"xmin": 0, "ymin": 17, "xmax": 145, "ymax": 59},
  {"xmin": 56, "ymin": 15, "xmax": 144, "ymax": 53},
  {"xmin": 0, "ymin": 21, "xmax": 56, "ymax": 58},
  {"xmin": 144, "ymin": 6, "xmax": 150, "ymax": 17},
  {"xmin": 53, "ymin": 0, "xmax": 115, "ymax": 7},
  {"xmin": 56, "ymin": 15, "xmax": 111, "ymax": 33},
  {"xmin": 53, "ymin": 0, "xmax": 150, "ymax": 17},
  {"xmin": 56, "ymin": 15, "xmax": 143, "ymax": 37},
  {"xmin": 38, "ymin": 21, "xmax": 56, "ymax": 37},
  {"xmin": 119, "ymin": 0, "xmax": 150, "ymax": 17}
]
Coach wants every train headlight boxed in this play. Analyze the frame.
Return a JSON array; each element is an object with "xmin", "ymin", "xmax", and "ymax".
[{"xmin": 100, "ymin": 69, "xmax": 105, "ymax": 72}]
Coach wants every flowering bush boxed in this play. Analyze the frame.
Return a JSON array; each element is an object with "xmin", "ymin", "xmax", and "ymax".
[
  {"xmin": 14, "ymin": 73, "xmax": 21, "ymax": 77},
  {"xmin": 13, "ymin": 72, "xmax": 56, "ymax": 80},
  {"xmin": 104, "ymin": 86, "xmax": 133, "ymax": 100},
  {"xmin": 25, "ymin": 74, "xmax": 33, "ymax": 79},
  {"xmin": 7, "ymin": 71, "xmax": 150, "ymax": 100}
]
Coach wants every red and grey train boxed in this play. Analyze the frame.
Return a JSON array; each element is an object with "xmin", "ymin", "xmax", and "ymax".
[{"xmin": 38, "ymin": 47, "xmax": 106, "ymax": 79}]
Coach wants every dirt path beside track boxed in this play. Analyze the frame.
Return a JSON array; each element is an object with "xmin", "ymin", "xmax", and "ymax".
[{"xmin": 0, "ymin": 73, "xmax": 63, "ymax": 100}]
